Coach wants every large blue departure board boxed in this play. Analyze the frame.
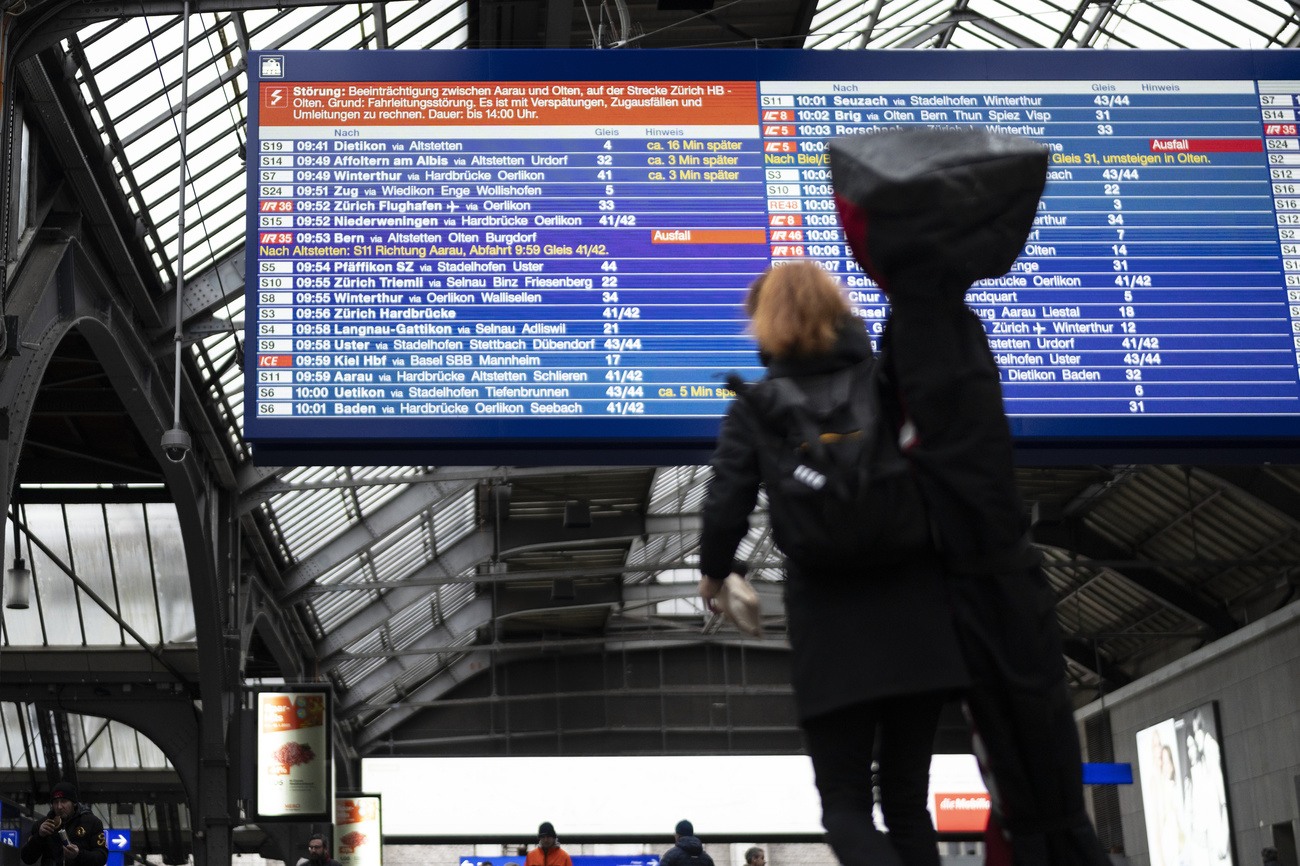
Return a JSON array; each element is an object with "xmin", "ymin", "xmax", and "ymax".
[{"xmin": 245, "ymin": 50, "xmax": 1300, "ymax": 464}]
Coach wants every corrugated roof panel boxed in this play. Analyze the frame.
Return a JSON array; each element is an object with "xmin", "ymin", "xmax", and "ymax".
[
  {"xmin": 312, "ymin": 587, "xmax": 383, "ymax": 636},
  {"xmin": 432, "ymin": 488, "xmax": 479, "ymax": 553}
]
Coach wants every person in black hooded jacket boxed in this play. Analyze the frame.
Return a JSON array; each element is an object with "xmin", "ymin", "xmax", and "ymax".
[
  {"xmin": 699, "ymin": 261, "xmax": 968, "ymax": 866},
  {"xmin": 20, "ymin": 780, "xmax": 107, "ymax": 866},
  {"xmin": 660, "ymin": 820, "xmax": 715, "ymax": 866}
]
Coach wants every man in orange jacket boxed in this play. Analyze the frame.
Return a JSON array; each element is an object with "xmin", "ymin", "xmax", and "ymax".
[{"xmin": 525, "ymin": 823, "xmax": 572, "ymax": 866}]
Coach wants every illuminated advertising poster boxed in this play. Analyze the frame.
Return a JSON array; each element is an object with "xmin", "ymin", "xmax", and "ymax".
[
  {"xmin": 1136, "ymin": 702, "xmax": 1234, "ymax": 866},
  {"xmin": 256, "ymin": 689, "xmax": 332, "ymax": 820},
  {"xmin": 335, "ymin": 796, "xmax": 382, "ymax": 866}
]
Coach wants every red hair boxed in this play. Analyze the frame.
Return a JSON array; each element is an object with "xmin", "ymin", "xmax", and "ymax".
[{"xmin": 746, "ymin": 262, "xmax": 850, "ymax": 359}]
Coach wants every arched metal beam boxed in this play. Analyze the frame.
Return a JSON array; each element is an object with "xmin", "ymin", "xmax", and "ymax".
[{"xmin": 0, "ymin": 221, "xmax": 236, "ymax": 866}]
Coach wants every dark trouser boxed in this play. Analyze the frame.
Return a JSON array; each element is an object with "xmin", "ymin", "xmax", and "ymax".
[
  {"xmin": 803, "ymin": 693, "xmax": 946, "ymax": 866},
  {"xmin": 882, "ymin": 303, "xmax": 1108, "ymax": 866}
]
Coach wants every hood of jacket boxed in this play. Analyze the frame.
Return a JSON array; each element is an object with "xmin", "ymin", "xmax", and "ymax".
[
  {"xmin": 674, "ymin": 836, "xmax": 705, "ymax": 856},
  {"xmin": 763, "ymin": 316, "xmax": 873, "ymax": 379}
]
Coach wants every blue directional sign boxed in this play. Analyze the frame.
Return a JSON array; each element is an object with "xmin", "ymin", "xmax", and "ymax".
[
  {"xmin": 1, "ymin": 830, "xmax": 19, "ymax": 847},
  {"xmin": 106, "ymin": 829, "xmax": 131, "ymax": 851}
]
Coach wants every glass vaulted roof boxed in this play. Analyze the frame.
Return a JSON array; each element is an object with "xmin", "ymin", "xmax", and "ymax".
[
  {"xmin": 1, "ymin": 504, "xmax": 195, "ymax": 648},
  {"xmin": 81, "ymin": 0, "xmax": 1296, "ymax": 607},
  {"xmin": 27, "ymin": 0, "xmax": 1300, "ymax": 756}
]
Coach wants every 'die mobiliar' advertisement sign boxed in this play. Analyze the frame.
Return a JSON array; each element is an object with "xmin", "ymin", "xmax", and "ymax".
[
  {"xmin": 335, "ymin": 796, "xmax": 382, "ymax": 866},
  {"xmin": 256, "ymin": 688, "xmax": 332, "ymax": 821}
]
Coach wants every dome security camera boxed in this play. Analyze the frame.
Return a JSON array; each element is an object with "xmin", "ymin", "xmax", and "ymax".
[{"xmin": 161, "ymin": 428, "xmax": 192, "ymax": 463}]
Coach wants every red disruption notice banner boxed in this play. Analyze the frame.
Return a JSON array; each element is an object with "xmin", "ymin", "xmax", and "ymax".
[{"xmin": 259, "ymin": 81, "xmax": 758, "ymax": 127}]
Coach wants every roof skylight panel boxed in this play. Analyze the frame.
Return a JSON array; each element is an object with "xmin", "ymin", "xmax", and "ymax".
[
  {"xmin": 437, "ymin": 582, "xmax": 478, "ymax": 619},
  {"xmin": 77, "ymin": 717, "xmax": 114, "ymax": 769},
  {"xmin": 430, "ymin": 489, "xmax": 478, "ymax": 554},
  {"xmin": 142, "ymin": 499, "xmax": 195, "ymax": 639},
  {"xmin": 273, "ymin": 487, "xmax": 356, "ymax": 556},
  {"xmin": 1117, "ymin": 1, "xmax": 1237, "ymax": 48},
  {"xmin": 313, "ymin": 587, "xmax": 384, "ymax": 634},
  {"xmin": 105, "ymin": 504, "xmax": 165, "ymax": 645},
  {"xmin": 386, "ymin": 0, "xmax": 468, "ymax": 48},
  {"xmin": 368, "ymin": 528, "xmax": 431, "ymax": 582},
  {"xmin": 23, "ymin": 505, "xmax": 82, "ymax": 646},
  {"xmin": 335, "ymin": 656, "xmax": 388, "ymax": 691},
  {"xmin": 133, "ymin": 722, "xmax": 172, "ymax": 769},
  {"xmin": 353, "ymin": 478, "xmax": 412, "ymax": 516}
]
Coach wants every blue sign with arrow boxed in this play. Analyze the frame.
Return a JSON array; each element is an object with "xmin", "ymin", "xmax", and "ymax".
[{"xmin": 106, "ymin": 830, "xmax": 131, "ymax": 851}]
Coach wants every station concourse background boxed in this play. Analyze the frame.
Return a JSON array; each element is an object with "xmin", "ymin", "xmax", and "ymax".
[{"xmin": 0, "ymin": 2, "xmax": 1299, "ymax": 865}]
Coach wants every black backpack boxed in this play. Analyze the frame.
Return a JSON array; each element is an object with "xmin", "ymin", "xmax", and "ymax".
[{"xmin": 727, "ymin": 357, "xmax": 932, "ymax": 572}]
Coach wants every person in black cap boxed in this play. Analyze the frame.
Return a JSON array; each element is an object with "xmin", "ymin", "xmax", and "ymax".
[
  {"xmin": 661, "ymin": 820, "xmax": 715, "ymax": 866},
  {"xmin": 525, "ymin": 822, "xmax": 572, "ymax": 866},
  {"xmin": 20, "ymin": 780, "xmax": 107, "ymax": 866},
  {"xmin": 1263, "ymin": 848, "xmax": 1281, "ymax": 866}
]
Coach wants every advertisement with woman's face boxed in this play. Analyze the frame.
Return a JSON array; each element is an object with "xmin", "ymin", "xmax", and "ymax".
[{"xmin": 1136, "ymin": 704, "xmax": 1233, "ymax": 866}]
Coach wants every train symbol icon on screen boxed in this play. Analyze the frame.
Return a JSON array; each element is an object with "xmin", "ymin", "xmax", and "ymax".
[{"xmin": 261, "ymin": 56, "xmax": 284, "ymax": 78}]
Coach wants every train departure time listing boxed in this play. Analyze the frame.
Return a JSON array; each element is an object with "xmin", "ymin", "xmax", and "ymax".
[{"xmin": 244, "ymin": 51, "xmax": 1300, "ymax": 447}]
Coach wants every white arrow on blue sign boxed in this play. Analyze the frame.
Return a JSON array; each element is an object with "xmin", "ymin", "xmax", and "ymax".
[
  {"xmin": 106, "ymin": 830, "xmax": 131, "ymax": 851},
  {"xmin": 1, "ymin": 829, "xmax": 18, "ymax": 847}
]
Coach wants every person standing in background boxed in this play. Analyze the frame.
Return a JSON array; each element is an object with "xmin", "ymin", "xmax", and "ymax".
[
  {"xmin": 661, "ymin": 820, "xmax": 716, "ymax": 866},
  {"xmin": 297, "ymin": 833, "xmax": 341, "ymax": 866},
  {"xmin": 19, "ymin": 780, "xmax": 107, "ymax": 866},
  {"xmin": 526, "ymin": 822, "xmax": 573, "ymax": 866},
  {"xmin": 744, "ymin": 847, "xmax": 767, "ymax": 866}
]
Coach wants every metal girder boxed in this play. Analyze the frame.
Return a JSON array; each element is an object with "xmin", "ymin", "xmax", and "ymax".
[
  {"xmin": 354, "ymin": 651, "xmax": 489, "ymax": 750},
  {"xmin": 365, "ymin": 681, "xmax": 796, "ymax": 711},
  {"xmin": 1061, "ymin": 638, "xmax": 1131, "ymax": 688},
  {"xmin": 333, "ymin": 626, "xmax": 789, "ymax": 663},
  {"xmin": 352, "ymin": 636, "xmax": 793, "ymax": 752},
  {"xmin": 278, "ymin": 476, "xmax": 479, "ymax": 594},
  {"xmin": 239, "ymin": 464, "xmax": 638, "ymax": 507},
  {"xmin": 297, "ymin": 557, "xmax": 783, "ymax": 595},
  {"xmin": 0, "ymin": 647, "xmax": 200, "ymax": 686},
  {"xmin": 336, "ymin": 583, "xmax": 786, "ymax": 727},
  {"xmin": 355, "ymin": 722, "xmax": 807, "ymax": 753},
  {"xmin": 1034, "ymin": 519, "xmax": 1237, "ymax": 637},
  {"xmin": 1076, "ymin": 0, "xmax": 1116, "ymax": 48},
  {"xmin": 120, "ymin": 59, "xmax": 247, "ymax": 149},
  {"xmin": 1055, "ymin": 0, "xmax": 1098, "ymax": 47},
  {"xmin": 1198, "ymin": 466, "xmax": 1300, "ymax": 530},
  {"xmin": 966, "ymin": 11, "xmax": 1043, "ymax": 48},
  {"xmin": 0, "ymin": 769, "xmax": 188, "ymax": 804},
  {"xmin": 17, "ymin": 54, "xmax": 162, "ymax": 328},
  {"xmin": 334, "ymin": 582, "xmax": 782, "ymax": 666},
  {"xmin": 18, "ymin": 0, "xmax": 359, "ymax": 42},
  {"xmin": 313, "ymin": 510, "xmax": 692, "ymax": 661},
  {"xmin": 896, "ymin": 10, "xmax": 1043, "ymax": 49},
  {"xmin": 314, "ymin": 531, "xmax": 494, "ymax": 659},
  {"xmin": 335, "ymin": 595, "xmax": 492, "ymax": 715},
  {"xmin": 156, "ymin": 247, "xmax": 245, "ymax": 336}
]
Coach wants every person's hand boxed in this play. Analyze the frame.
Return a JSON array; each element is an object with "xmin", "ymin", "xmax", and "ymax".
[
  {"xmin": 698, "ymin": 575, "xmax": 723, "ymax": 611},
  {"xmin": 63, "ymin": 843, "xmax": 79, "ymax": 860},
  {"xmin": 38, "ymin": 820, "xmax": 56, "ymax": 837}
]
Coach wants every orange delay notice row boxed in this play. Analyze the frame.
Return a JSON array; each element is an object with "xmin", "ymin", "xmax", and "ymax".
[{"xmin": 651, "ymin": 229, "xmax": 767, "ymax": 244}]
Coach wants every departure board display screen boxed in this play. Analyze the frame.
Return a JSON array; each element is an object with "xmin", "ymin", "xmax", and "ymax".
[{"xmin": 245, "ymin": 50, "xmax": 1300, "ymax": 464}]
